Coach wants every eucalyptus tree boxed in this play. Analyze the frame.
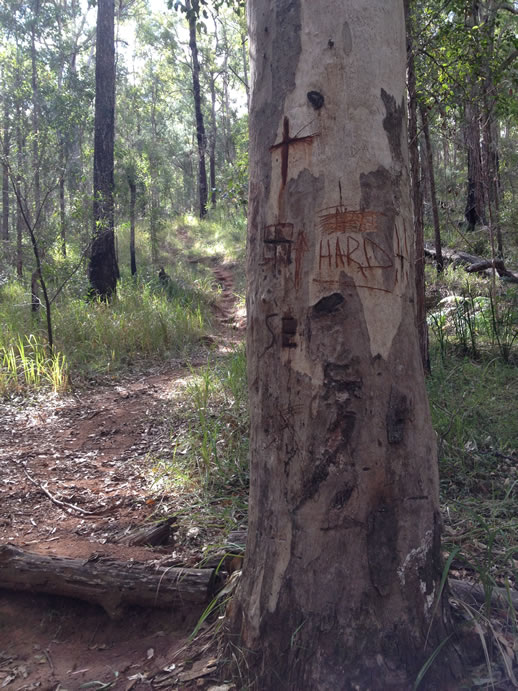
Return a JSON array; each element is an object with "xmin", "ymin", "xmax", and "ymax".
[{"xmin": 229, "ymin": 0, "xmax": 462, "ymax": 687}]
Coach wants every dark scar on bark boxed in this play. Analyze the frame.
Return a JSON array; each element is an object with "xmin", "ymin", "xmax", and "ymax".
[
  {"xmin": 312, "ymin": 293, "xmax": 344, "ymax": 316},
  {"xmin": 300, "ymin": 459, "xmax": 330, "ymax": 504},
  {"xmin": 367, "ymin": 502, "xmax": 398, "ymax": 596},
  {"xmin": 386, "ymin": 386, "xmax": 410, "ymax": 444},
  {"xmin": 332, "ymin": 484, "xmax": 354, "ymax": 509},
  {"xmin": 381, "ymin": 88, "xmax": 404, "ymax": 163},
  {"xmin": 307, "ymin": 91, "xmax": 324, "ymax": 110},
  {"xmin": 281, "ymin": 316, "xmax": 297, "ymax": 348}
]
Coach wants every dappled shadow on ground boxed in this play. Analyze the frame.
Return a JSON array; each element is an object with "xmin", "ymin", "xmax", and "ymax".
[{"xmin": 0, "ymin": 263, "xmax": 244, "ymax": 690}]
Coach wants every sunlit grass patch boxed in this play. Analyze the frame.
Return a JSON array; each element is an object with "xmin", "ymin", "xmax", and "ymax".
[{"xmin": 0, "ymin": 334, "xmax": 68, "ymax": 395}]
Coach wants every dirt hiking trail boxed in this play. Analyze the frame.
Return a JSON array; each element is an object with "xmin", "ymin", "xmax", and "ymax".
[{"xmin": 0, "ymin": 264, "xmax": 243, "ymax": 691}]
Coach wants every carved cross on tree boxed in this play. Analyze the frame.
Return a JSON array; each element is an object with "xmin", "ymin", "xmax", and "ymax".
[{"xmin": 270, "ymin": 116, "xmax": 315, "ymax": 187}]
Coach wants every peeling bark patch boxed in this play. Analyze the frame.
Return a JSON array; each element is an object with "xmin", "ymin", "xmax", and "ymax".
[
  {"xmin": 386, "ymin": 386, "xmax": 410, "ymax": 444},
  {"xmin": 359, "ymin": 167, "xmax": 394, "ymax": 214},
  {"xmin": 312, "ymin": 293, "xmax": 344, "ymax": 315},
  {"xmin": 307, "ymin": 91, "xmax": 324, "ymax": 110},
  {"xmin": 324, "ymin": 363, "xmax": 362, "ymax": 397},
  {"xmin": 381, "ymin": 88, "xmax": 404, "ymax": 163},
  {"xmin": 367, "ymin": 503, "xmax": 398, "ymax": 596}
]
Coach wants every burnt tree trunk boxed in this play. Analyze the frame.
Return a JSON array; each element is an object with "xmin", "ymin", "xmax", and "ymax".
[
  {"xmin": 228, "ymin": 1, "xmax": 461, "ymax": 688},
  {"xmin": 88, "ymin": 0, "xmax": 119, "ymax": 299},
  {"xmin": 129, "ymin": 174, "xmax": 137, "ymax": 276},
  {"xmin": 464, "ymin": 102, "xmax": 485, "ymax": 230},
  {"xmin": 186, "ymin": 0, "xmax": 208, "ymax": 218}
]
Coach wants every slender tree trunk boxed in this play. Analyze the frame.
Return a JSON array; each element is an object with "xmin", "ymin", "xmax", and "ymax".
[
  {"xmin": 420, "ymin": 103, "xmax": 443, "ymax": 273},
  {"xmin": 88, "ymin": 0, "xmax": 119, "ymax": 298},
  {"xmin": 186, "ymin": 0, "xmax": 208, "ymax": 218},
  {"xmin": 464, "ymin": 106, "xmax": 485, "ymax": 230},
  {"xmin": 59, "ymin": 141, "xmax": 66, "ymax": 257},
  {"xmin": 129, "ymin": 176, "xmax": 137, "ymax": 275},
  {"xmin": 229, "ymin": 1, "xmax": 461, "ymax": 688},
  {"xmin": 16, "ymin": 122, "xmax": 24, "ymax": 278},
  {"xmin": 405, "ymin": 0, "xmax": 429, "ymax": 374},
  {"xmin": 150, "ymin": 186, "xmax": 159, "ymax": 266},
  {"xmin": 30, "ymin": 0, "xmax": 41, "ymax": 218},
  {"xmin": 464, "ymin": 3, "xmax": 485, "ymax": 230},
  {"xmin": 2, "ymin": 92, "xmax": 9, "ymax": 242},
  {"xmin": 209, "ymin": 72, "xmax": 217, "ymax": 207}
]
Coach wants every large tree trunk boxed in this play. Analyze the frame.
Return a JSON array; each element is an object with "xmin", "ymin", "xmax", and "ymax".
[
  {"xmin": 228, "ymin": 1, "xmax": 461, "ymax": 688},
  {"xmin": 186, "ymin": 0, "xmax": 208, "ymax": 218},
  {"xmin": 88, "ymin": 0, "xmax": 119, "ymax": 299}
]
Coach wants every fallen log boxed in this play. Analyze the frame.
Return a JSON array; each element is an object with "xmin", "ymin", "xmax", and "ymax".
[
  {"xmin": 113, "ymin": 518, "xmax": 175, "ymax": 547},
  {"xmin": 424, "ymin": 243, "xmax": 518, "ymax": 283},
  {"xmin": 465, "ymin": 258, "xmax": 518, "ymax": 283},
  {"xmin": 449, "ymin": 578, "xmax": 518, "ymax": 611},
  {"xmin": 0, "ymin": 544, "xmax": 217, "ymax": 618}
]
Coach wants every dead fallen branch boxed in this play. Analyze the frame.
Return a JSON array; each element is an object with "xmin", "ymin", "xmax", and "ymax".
[
  {"xmin": 114, "ymin": 518, "xmax": 175, "ymax": 546},
  {"xmin": 465, "ymin": 258, "xmax": 518, "ymax": 283},
  {"xmin": 0, "ymin": 544, "xmax": 218, "ymax": 618},
  {"xmin": 424, "ymin": 243, "xmax": 518, "ymax": 283},
  {"xmin": 20, "ymin": 462, "xmax": 108, "ymax": 517},
  {"xmin": 449, "ymin": 578, "xmax": 518, "ymax": 612}
]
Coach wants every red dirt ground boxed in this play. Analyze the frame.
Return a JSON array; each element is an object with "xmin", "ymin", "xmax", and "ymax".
[{"xmin": 0, "ymin": 265, "xmax": 241, "ymax": 691}]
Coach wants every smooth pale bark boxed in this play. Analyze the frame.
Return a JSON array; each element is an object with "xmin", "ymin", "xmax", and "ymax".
[
  {"xmin": 404, "ymin": 0, "xmax": 429, "ymax": 373},
  {"xmin": 88, "ymin": 0, "xmax": 119, "ymax": 298},
  {"xmin": 229, "ymin": 1, "xmax": 460, "ymax": 688}
]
